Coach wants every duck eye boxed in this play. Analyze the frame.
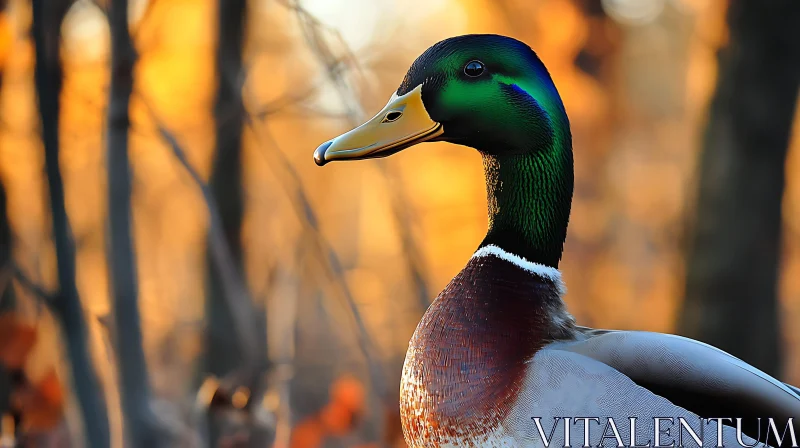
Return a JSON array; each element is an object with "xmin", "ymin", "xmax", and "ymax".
[
  {"xmin": 464, "ymin": 60, "xmax": 485, "ymax": 77},
  {"xmin": 382, "ymin": 110, "xmax": 403, "ymax": 123}
]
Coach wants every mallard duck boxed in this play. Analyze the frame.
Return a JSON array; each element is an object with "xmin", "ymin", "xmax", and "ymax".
[{"xmin": 314, "ymin": 34, "xmax": 800, "ymax": 447}]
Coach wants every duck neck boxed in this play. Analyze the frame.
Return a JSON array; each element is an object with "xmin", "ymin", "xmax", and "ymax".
[{"xmin": 480, "ymin": 145, "xmax": 573, "ymax": 268}]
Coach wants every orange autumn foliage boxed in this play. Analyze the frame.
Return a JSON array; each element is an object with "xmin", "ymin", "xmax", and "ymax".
[
  {"xmin": 11, "ymin": 369, "xmax": 65, "ymax": 432},
  {"xmin": 289, "ymin": 375, "xmax": 377, "ymax": 448},
  {"xmin": 0, "ymin": 313, "xmax": 65, "ymax": 433},
  {"xmin": 0, "ymin": 314, "xmax": 37, "ymax": 370}
]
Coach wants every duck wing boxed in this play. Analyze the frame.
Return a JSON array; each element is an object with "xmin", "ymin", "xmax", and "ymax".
[
  {"xmin": 505, "ymin": 348, "xmax": 767, "ymax": 447},
  {"xmin": 552, "ymin": 329, "xmax": 800, "ymax": 443}
]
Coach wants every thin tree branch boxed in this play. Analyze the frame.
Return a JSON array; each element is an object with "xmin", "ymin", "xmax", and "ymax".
[
  {"xmin": 244, "ymin": 118, "xmax": 387, "ymax": 401},
  {"xmin": 11, "ymin": 265, "xmax": 55, "ymax": 303},
  {"xmin": 141, "ymin": 100, "xmax": 261, "ymax": 377},
  {"xmin": 243, "ymin": 5, "xmax": 397, "ymax": 421},
  {"xmin": 250, "ymin": 82, "xmax": 324, "ymax": 119},
  {"xmin": 286, "ymin": 0, "xmax": 433, "ymax": 311}
]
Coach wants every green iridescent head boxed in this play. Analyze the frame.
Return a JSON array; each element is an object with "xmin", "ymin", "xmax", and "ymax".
[
  {"xmin": 397, "ymin": 34, "xmax": 569, "ymax": 156},
  {"xmin": 315, "ymin": 34, "xmax": 573, "ymax": 267},
  {"xmin": 314, "ymin": 34, "xmax": 570, "ymax": 163}
]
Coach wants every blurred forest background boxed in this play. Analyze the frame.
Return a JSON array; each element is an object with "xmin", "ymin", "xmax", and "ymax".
[{"xmin": 0, "ymin": 0, "xmax": 798, "ymax": 446}]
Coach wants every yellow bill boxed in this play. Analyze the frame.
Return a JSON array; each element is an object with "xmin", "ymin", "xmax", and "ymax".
[{"xmin": 314, "ymin": 84, "xmax": 443, "ymax": 166}]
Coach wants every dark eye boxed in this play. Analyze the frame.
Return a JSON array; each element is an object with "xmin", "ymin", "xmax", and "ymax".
[{"xmin": 464, "ymin": 60, "xmax": 485, "ymax": 77}]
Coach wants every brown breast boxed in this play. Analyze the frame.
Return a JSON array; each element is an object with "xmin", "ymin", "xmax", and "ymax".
[{"xmin": 400, "ymin": 253, "xmax": 569, "ymax": 446}]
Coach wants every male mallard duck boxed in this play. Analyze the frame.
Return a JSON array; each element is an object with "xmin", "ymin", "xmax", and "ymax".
[{"xmin": 314, "ymin": 35, "xmax": 800, "ymax": 447}]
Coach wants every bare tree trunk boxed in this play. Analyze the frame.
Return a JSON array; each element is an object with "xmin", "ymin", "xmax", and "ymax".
[
  {"xmin": 0, "ymin": 0, "xmax": 14, "ymax": 423},
  {"xmin": 105, "ymin": 0, "xmax": 166, "ymax": 446},
  {"xmin": 31, "ymin": 0, "xmax": 111, "ymax": 445},
  {"xmin": 680, "ymin": 0, "xmax": 800, "ymax": 377},
  {"xmin": 205, "ymin": 0, "xmax": 272, "ymax": 444},
  {"xmin": 0, "ymin": 177, "xmax": 13, "ymax": 423},
  {"xmin": 0, "ymin": 1, "xmax": 12, "ymax": 316},
  {"xmin": 205, "ymin": 0, "xmax": 249, "ymax": 381}
]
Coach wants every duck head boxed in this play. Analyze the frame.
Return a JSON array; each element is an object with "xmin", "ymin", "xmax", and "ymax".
[{"xmin": 315, "ymin": 34, "xmax": 573, "ymax": 268}]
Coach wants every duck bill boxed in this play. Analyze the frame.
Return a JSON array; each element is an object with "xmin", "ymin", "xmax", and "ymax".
[{"xmin": 314, "ymin": 85, "xmax": 443, "ymax": 166}]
